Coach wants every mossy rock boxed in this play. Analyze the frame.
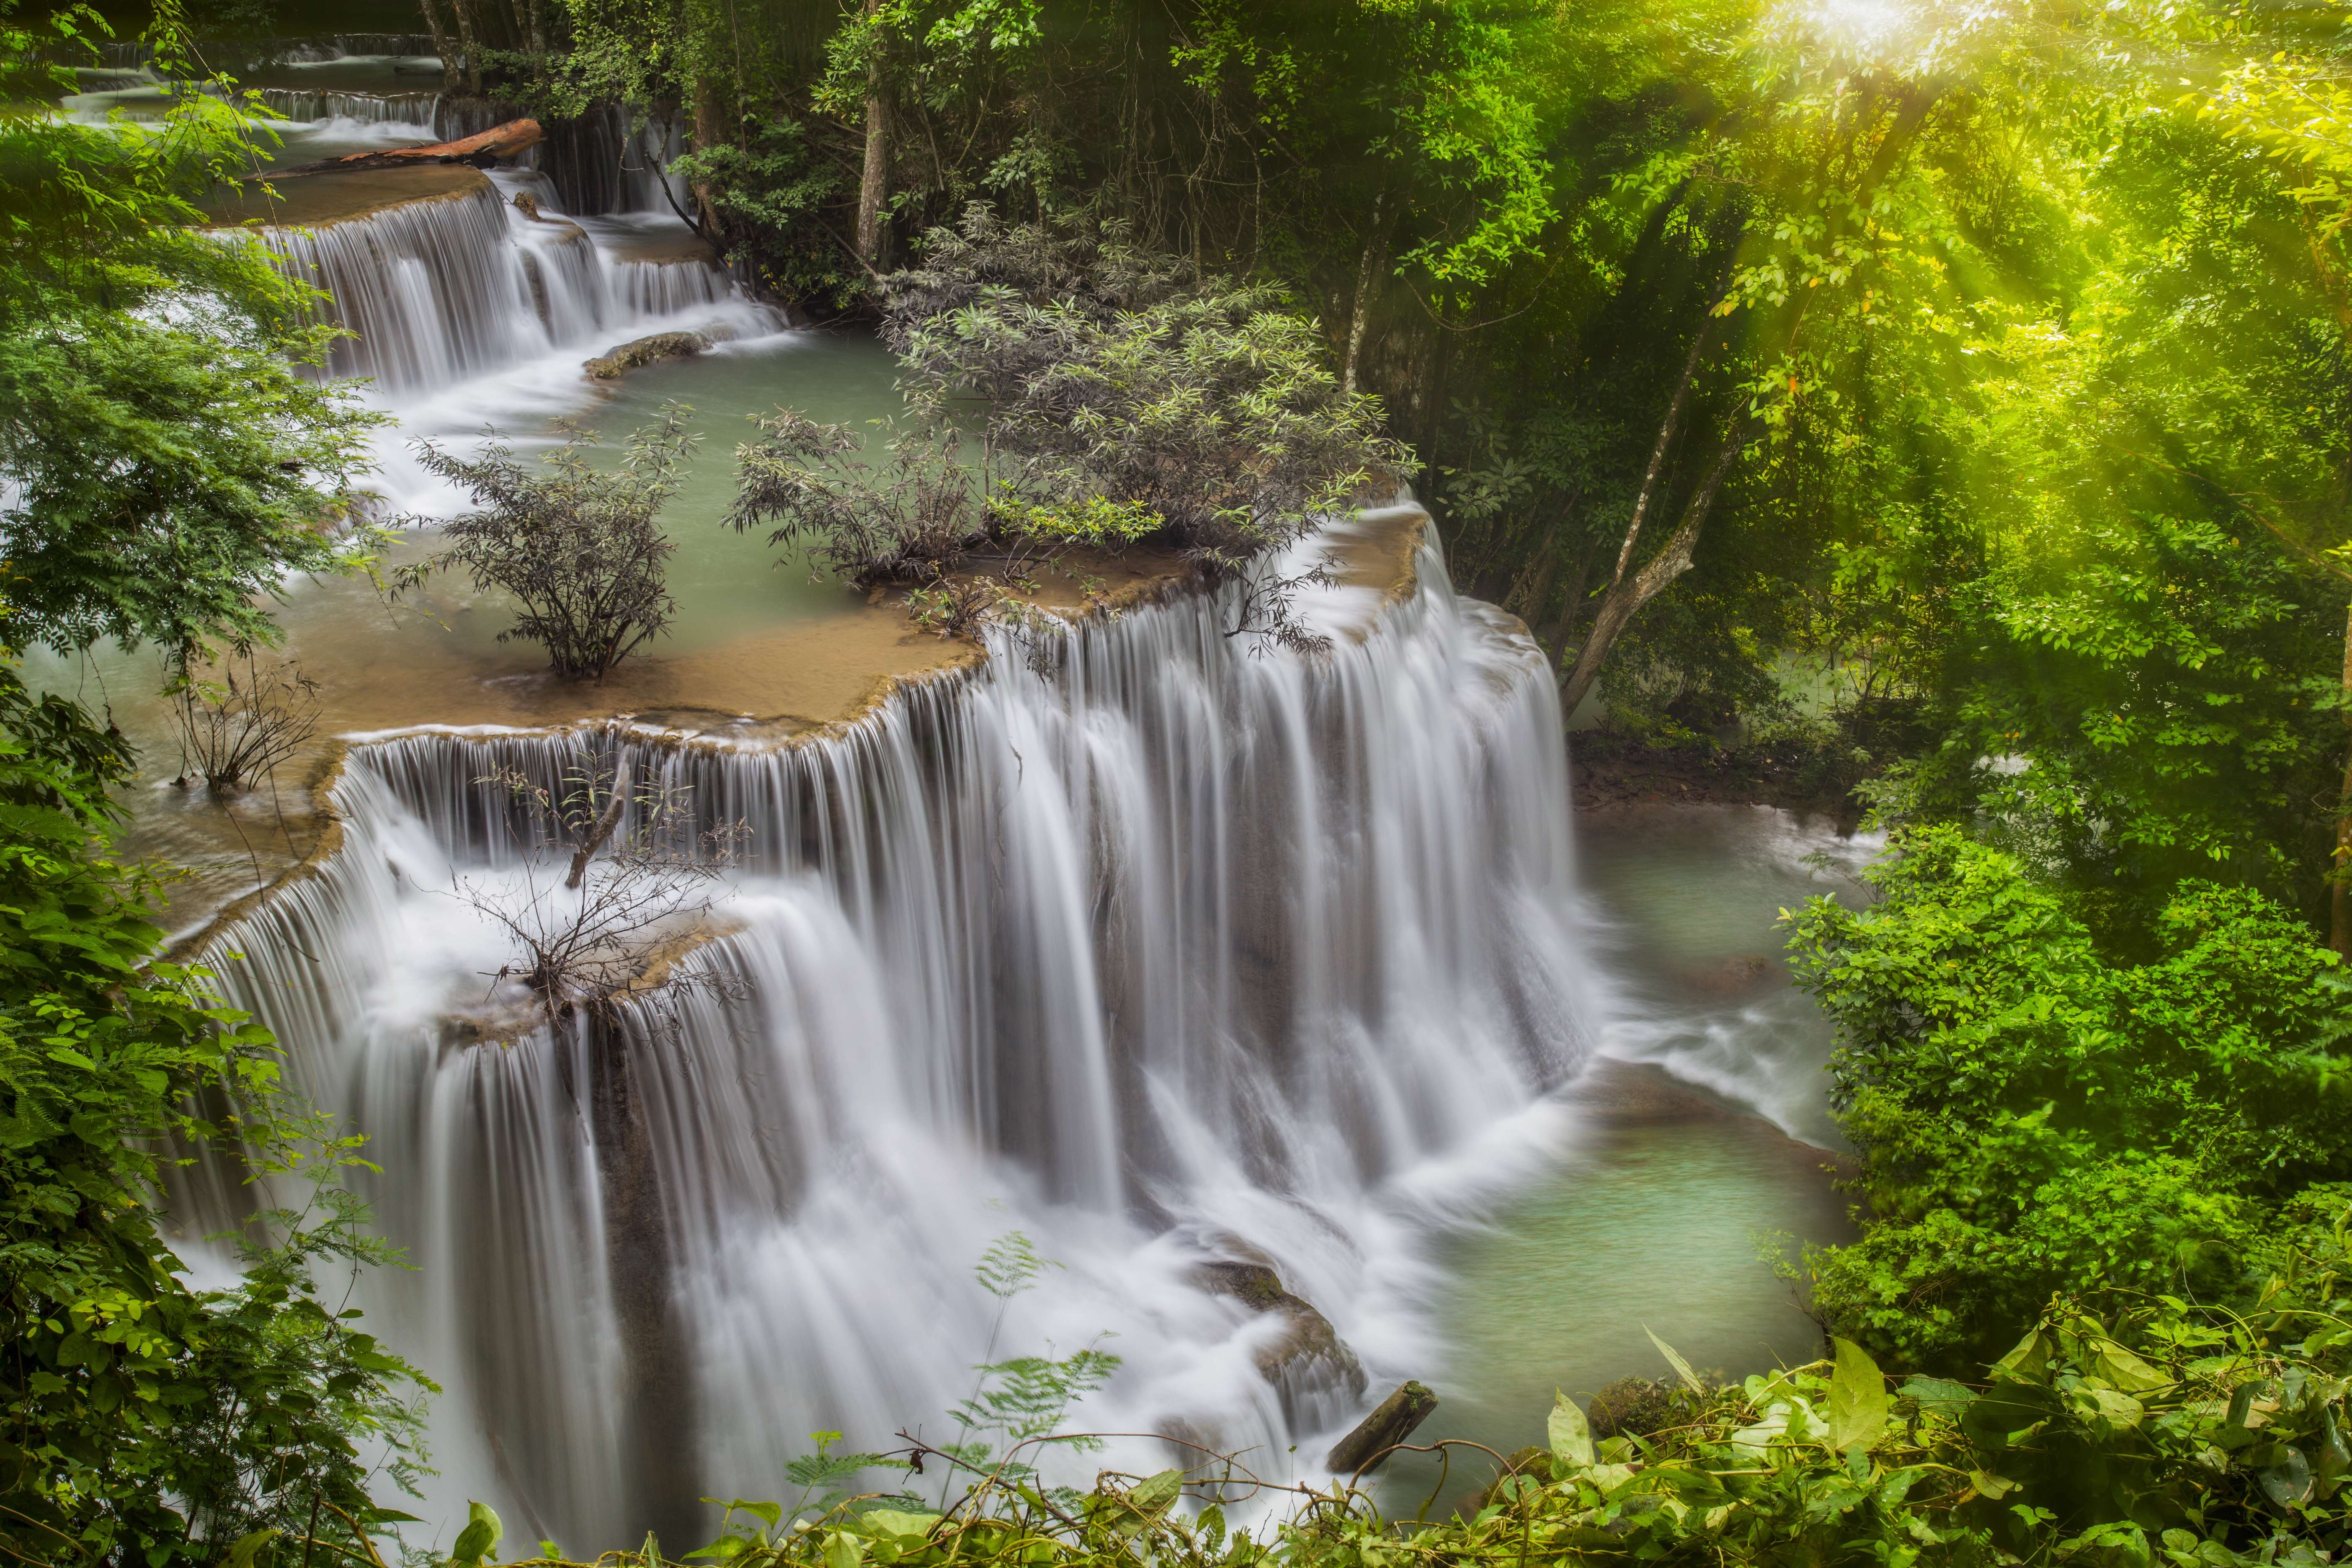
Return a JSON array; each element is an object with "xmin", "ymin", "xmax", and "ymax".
[
  {"xmin": 1589, "ymin": 1376, "xmax": 1676, "ymax": 1439},
  {"xmin": 584, "ymin": 330, "xmax": 709, "ymax": 380}
]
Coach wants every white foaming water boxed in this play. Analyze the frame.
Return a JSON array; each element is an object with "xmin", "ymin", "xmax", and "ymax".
[
  {"xmin": 185, "ymin": 525, "xmax": 1603, "ymax": 1549},
  {"xmin": 250, "ymin": 174, "xmax": 764, "ymax": 397},
  {"xmin": 220, "ymin": 160, "xmax": 779, "ymax": 513},
  {"xmin": 255, "ymin": 88, "xmax": 440, "ymax": 128}
]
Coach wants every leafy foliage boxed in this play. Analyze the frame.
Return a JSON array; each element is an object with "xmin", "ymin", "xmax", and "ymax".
[
  {"xmin": 1787, "ymin": 826, "xmax": 2352, "ymax": 1370},
  {"xmin": 0, "ymin": 661, "xmax": 429, "ymax": 1567},
  {"xmin": 0, "ymin": 3, "xmax": 383, "ymax": 667},
  {"xmin": 481, "ymin": 1287, "xmax": 2352, "ymax": 1568},
  {"xmin": 728, "ymin": 414, "xmax": 982, "ymax": 588},
  {"xmin": 402, "ymin": 407, "xmax": 699, "ymax": 681},
  {"xmin": 884, "ymin": 208, "xmax": 1407, "ymax": 574}
]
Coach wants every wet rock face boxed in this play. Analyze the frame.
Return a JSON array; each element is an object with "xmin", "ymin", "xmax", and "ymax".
[{"xmin": 1190, "ymin": 1259, "xmax": 1369, "ymax": 1423}]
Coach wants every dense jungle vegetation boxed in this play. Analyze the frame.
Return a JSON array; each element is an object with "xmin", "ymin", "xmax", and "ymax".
[{"xmin": 15, "ymin": 0, "xmax": 2352, "ymax": 1561}]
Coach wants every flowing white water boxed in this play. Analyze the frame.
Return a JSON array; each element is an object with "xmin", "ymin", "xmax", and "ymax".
[
  {"xmin": 253, "ymin": 174, "xmax": 753, "ymax": 400},
  {"xmin": 255, "ymin": 87, "xmax": 440, "ymax": 127},
  {"xmin": 186, "ymin": 523, "xmax": 1601, "ymax": 1549}
]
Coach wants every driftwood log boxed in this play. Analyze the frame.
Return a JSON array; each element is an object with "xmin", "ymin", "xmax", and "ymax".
[
  {"xmin": 269, "ymin": 118, "xmax": 543, "ymax": 177},
  {"xmin": 1326, "ymin": 1380, "xmax": 1438, "ymax": 1478}
]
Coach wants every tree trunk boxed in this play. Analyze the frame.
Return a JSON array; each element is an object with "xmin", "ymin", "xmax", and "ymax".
[
  {"xmin": 855, "ymin": 0, "xmax": 889, "ymax": 270},
  {"xmin": 417, "ymin": 0, "xmax": 459, "ymax": 92},
  {"xmin": 689, "ymin": 73, "xmax": 727, "ymax": 240},
  {"xmin": 524, "ymin": 0, "xmax": 544, "ymax": 67},
  {"xmin": 269, "ymin": 116, "xmax": 542, "ymax": 175},
  {"xmin": 1560, "ymin": 426, "xmax": 1750, "ymax": 718},
  {"xmin": 449, "ymin": 0, "xmax": 481, "ymax": 95},
  {"xmin": 2332, "ymin": 599, "xmax": 2352, "ymax": 957},
  {"xmin": 1608, "ymin": 317, "xmax": 1713, "ymax": 591},
  {"xmin": 1342, "ymin": 192, "xmax": 1387, "ymax": 398}
]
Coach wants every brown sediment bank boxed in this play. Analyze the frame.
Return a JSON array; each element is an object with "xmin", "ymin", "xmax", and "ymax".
[
  {"xmin": 154, "ymin": 504, "xmax": 1432, "ymax": 942},
  {"xmin": 201, "ymin": 160, "xmax": 490, "ymax": 228}
]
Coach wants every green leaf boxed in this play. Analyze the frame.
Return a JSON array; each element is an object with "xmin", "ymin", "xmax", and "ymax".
[
  {"xmin": 1970, "ymin": 1470, "xmax": 2018, "ymax": 1499},
  {"xmin": 822, "ymin": 1532, "xmax": 865, "ymax": 1568},
  {"xmin": 227, "ymin": 1528, "xmax": 277, "ymax": 1568},
  {"xmin": 2259, "ymin": 1446, "xmax": 2314, "ymax": 1508},
  {"xmin": 1899, "ymin": 1377, "xmax": 1975, "ymax": 1418},
  {"xmin": 1828, "ymin": 1338, "xmax": 1892, "ymax": 1454},
  {"xmin": 1643, "ymin": 1326, "xmax": 1704, "ymax": 1393},
  {"xmin": 1547, "ymin": 1390, "xmax": 1594, "ymax": 1466},
  {"xmin": 1991, "ymin": 1329, "xmax": 2048, "ymax": 1382},
  {"xmin": 452, "ymin": 1501, "xmax": 503, "ymax": 1567},
  {"xmin": 727, "ymin": 1501, "xmax": 783, "ymax": 1532},
  {"xmin": 1126, "ymin": 1470, "xmax": 1184, "ymax": 1512},
  {"xmin": 859, "ymin": 1511, "xmax": 940, "ymax": 1542}
]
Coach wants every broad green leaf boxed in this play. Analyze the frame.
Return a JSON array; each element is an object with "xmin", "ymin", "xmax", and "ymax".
[
  {"xmin": 2092, "ymin": 1339, "xmax": 2168, "ymax": 1394},
  {"xmin": 1991, "ymin": 1329, "xmax": 2047, "ymax": 1382},
  {"xmin": 227, "ymin": 1529, "xmax": 277, "ymax": 1568},
  {"xmin": 2086, "ymin": 1387, "xmax": 2146, "ymax": 1426},
  {"xmin": 1828, "ymin": 1338, "xmax": 1890, "ymax": 1454},
  {"xmin": 823, "ymin": 1532, "xmax": 865, "ymax": 1568},
  {"xmin": 2260, "ymin": 1446, "xmax": 2314, "ymax": 1508},
  {"xmin": 860, "ymin": 1511, "xmax": 941, "ymax": 1542},
  {"xmin": 1644, "ymin": 1326, "xmax": 1704, "ymax": 1392},
  {"xmin": 1548, "ymin": 1389, "xmax": 1594, "ymax": 1466},
  {"xmin": 1127, "ymin": 1469, "xmax": 1184, "ymax": 1511},
  {"xmin": 1970, "ymin": 1470, "xmax": 2018, "ymax": 1499},
  {"xmin": 730, "ymin": 1501, "xmax": 784, "ymax": 1532},
  {"xmin": 452, "ymin": 1501, "xmax": 503, "ymax": 1567},
  {"xmin": 1899, "ymin": 1377, "xmax": 1976, "ymax": 1421}
]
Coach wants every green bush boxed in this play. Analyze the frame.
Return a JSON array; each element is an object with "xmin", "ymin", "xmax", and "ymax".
[
  {"xmin": 1785, "ymin": 826, "xmax": 2352, "ymax": 1370},
  {"xmin": 0, "ymin": 663, "xmax": 429, "ymax": 1567}
]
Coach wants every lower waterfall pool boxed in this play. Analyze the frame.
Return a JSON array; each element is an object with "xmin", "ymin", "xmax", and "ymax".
[{"xmin": 1383, "ymin": 802, "xmax": 1872, "ymax": 1508}]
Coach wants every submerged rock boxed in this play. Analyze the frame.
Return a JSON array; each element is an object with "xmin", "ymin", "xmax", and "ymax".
[
  {"xmin": 1689, "ymin": 952, "xmax": 1772, "ymax": 996},
  {"xmin": 584, "ymin": 330, "xmax": 710, "ymax": 380}
]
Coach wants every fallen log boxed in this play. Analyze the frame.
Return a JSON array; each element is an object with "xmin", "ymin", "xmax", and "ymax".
[
  {"xmin": 1326, "ymin": 1380, "xmax": 1438, "ymax": 1478},
  {"xmin": 268, "ymin": 117, "xmax": 543, "ymax": 177}
]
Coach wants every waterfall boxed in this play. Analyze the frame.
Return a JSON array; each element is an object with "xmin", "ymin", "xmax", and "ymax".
[
  {"xmin": 255, "ymin": 34, "xmax": 441, "ymax": 63},
  {"xmin": 188, "ymin": 516, "xmax": 1596, "ymax": 1549},
  {"xmin": 260, "ymin": 177, "xmax": 541, "ymax": 392},
  {"xmin": 433, "ymin": 100, "xmax": 684, "ymax": 216},
  {"xmin": 257, "ymin": 87, "xmax": 440, "ymax": 127},
  {"xmin": 608, "ymin": 254, "xmax": 732, "ymax": 316},
  {"xmin": 245, "ymin": 172, "xmax": 764, "ymax": 398}
]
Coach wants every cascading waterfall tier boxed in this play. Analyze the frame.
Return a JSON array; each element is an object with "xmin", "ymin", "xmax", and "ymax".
[
  {"xmin": 248, "ymin": 173, "xmax": 747, "ymax": 395},
  {"xmin": 259, "ymin": 176, "xmax": 539, "ymax": 392},
  {"xmin": 187, "ymin": 516, "xmax": 1596, "ymax": 1549},
  {"xmin": 258, "ymin": 86, "xmax": 439, "ymax": 126}
]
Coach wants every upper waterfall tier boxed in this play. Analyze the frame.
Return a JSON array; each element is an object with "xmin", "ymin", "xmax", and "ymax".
[
  {"xmin": 181, "ymin": 512, "xmax": 1597, "ymax": 1549},
  {"xmin": 237, "ymin": 171, "xmax": 738, "ymax": 394}
]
